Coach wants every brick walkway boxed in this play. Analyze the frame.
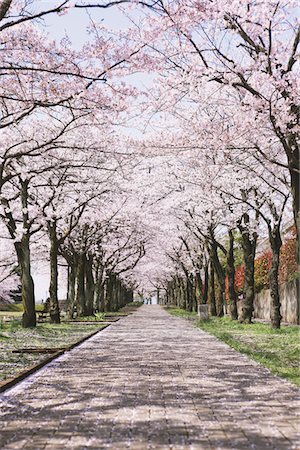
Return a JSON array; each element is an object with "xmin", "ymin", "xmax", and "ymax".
[{"xmin": 1, "ymin": 305, "xmax": 299, "ymax": 449}]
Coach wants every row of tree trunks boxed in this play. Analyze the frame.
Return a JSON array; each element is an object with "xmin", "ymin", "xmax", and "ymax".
[
  {"xmin": 162, "ymin": 222, "xmax": 289, "ymax": 328},
  {"xmin": 161, "ymin": 230, "xmax": 241, "ymax": 321},
  {"xmin": 103, "ymin": 273, "xmax": 133, "ymax": 312},
  {"xmin": 15, "ymin": 207, "xmax": 289, "ymax": 328},
  {"xmin": 65, "ymin": 256, "xmax": 133, "ymax": 318}
]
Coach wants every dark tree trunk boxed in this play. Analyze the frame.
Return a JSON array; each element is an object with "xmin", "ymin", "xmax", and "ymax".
[
  {"xmin": 101, "ymin": 279, "xmax": 108, "ymax": 312},
  {"xmin": 48, "ymin": 220, "xmax": 60, "ymax": 324},
  {"xmin": 119, "ymin": 283, "xmax": 125, "ymax": 308},
  {"xmin": 18, "ymin": 235, "xmax": 36, "ymax": 328},
  {"xmin": 191, "ymin": 274, "xmax": 197, "ymax": 311},
  {"xmin": 85, "ymin": 255, "xmax": 95, "ymax": 316},
  {"xmin": 203, "ymin": 263, "xmax": 209, "ymax": 304},
  {"xmin": 288, "ymin": 143, "xmax": 300, "ymax": 324},
  {"xmin": 113, "ymin": 275, "xmax": 118, "ymax": 311},
  {"xmin": 210, "ymin": 242, "xmax": 225, "ymax": 317},
  {"xmin": 76, "ymin": 253, "xmax": 86, "ymax": 316},
  {"xmin": 174, "ymin": 277, "xmax": 183, "ymax": 309},
  {"xmin": 94, "ymin": 264, "xmax": 104, "ymax": 312},
  {"xmin": 157, "ymin": 288, "xmax": 160, "ymax": 304},
  {"xmin": 269, "ymin": 226, "xmax": 283, "ymax": 329},
  {"xmin": 0, "ymin": 0, "xmax": 12, "ymax": 20},
  {"xmin": 195, "ymin": 271, "xmax": 204, "ymax": 304},
  {"xmin": 227, "ymin": 230, "xmax": 238, "ymax": 320},
  {"xmin": 99, "ymin": 281, "xmax": 105, "ymax": 311},
  {"xmin": 110, "ymin": 274, "xmax": 117, "ymax": 311},
  {"xmin": 238, "ymin": 216, "xmax": 257, "ymax": 324},
  {"xmin": 186, "ymin": 275, "xmax": 193, "ymax": 312},
  {"xmin": 179, "ymin": 278, "xmax": 185, "ymax": 309},
  {"xmin": 18, "ymin": 180, "xmax": 36, "ymax": 328},
  {"xmin": 209, "ymin": 260, "xmax": 217, "ymax": 316},
  {"xmin": 287, "ymin": 137, "xmax": 299, "ymax": 262},
  {"xmin": 67, "ymin": 262, "xmax": 76, "ymax": 319},
  {"xmin": 104, "ymin": 273, "xmax": 112, "ymax": 312}
]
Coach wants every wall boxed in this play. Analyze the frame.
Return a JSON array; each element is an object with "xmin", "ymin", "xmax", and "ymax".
[{"xmin": 237, "ymin": 279, "xmax": 299, "ymax": 324}]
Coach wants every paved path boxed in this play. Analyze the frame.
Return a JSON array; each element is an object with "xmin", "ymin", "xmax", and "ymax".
[{"xmin": 1, "ymin": 305, "xmax": 299, "ymax": 449}]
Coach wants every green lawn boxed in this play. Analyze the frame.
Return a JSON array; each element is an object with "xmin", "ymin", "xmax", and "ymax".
[
  {"xmin": 167, "ymin": 307, "xmax": 300, "ymax": 386},
  {"xmin": 166, "ymin": 307, "xmax": 197, "ymax": 319},
  {"xmin": 0, "ymin": 303, "xmax": 44, "ymax": 319},
  {"xmin": 0, "ymin": 320, "xmax": 105, "ymax": 382},
  {"xmin": 125, "ymin": 301, "xmax": 144, "ymax": 307},
  {"xmin": 0, "ymin": 302, "xmax": 23, "ymax": 319},
  {"xmin": 0, "ymin": 301, "xmax": 141, "ymax": 382}
]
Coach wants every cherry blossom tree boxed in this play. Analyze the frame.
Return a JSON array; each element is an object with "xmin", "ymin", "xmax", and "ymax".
[
  {"xmin": 110, "ymin": 0, "xmax": 299, "ymax": 248},
  {"xmin": 0, "ymin": 0, "xmax": 140, "ymax": 326}
]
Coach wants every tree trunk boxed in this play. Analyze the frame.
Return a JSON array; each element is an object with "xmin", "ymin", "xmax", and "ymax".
[
  {"xmin": 239, "ymin": 218, "xmax": 257, "ymax": 324},
  {"xmin": 209, "ymin": 260, "xmax": 217, "ymax": 316},
  {"xmin": 203, "ymin": 263, "xmax": 209, "ymax": 304},
  {"xmin": 210, "ymin": 243, "xmax": 225, "ymax": 317},
  {"xmin": 113, "ymin": 275, "xmax": 118, "ymax": 311},
  {"xmin": 227, "ymin": 230, "xmax": 238, "ymax": 320},
  {"xmin": 178, "ymin": 278, "xmax": 183, "ymax": 308},
  {"xmin": 269, "ymin": 226, "xmax": 282, "ymax": 329},
  {"xmin": 288, "ymin": 143, "xmax": 300, "ymax": 324},
  {"xmin": 19, "ymin": 235, "xmax": 36, "ymax": 328},
  {"xmin": 287, "ymin": 137, "xmax": 299, "ymax": 262},
  {"xmin": 186, "ymin": 275, "xmax": 193, "ymax": 312},
  {"xmin": 76, "ymin": 253, "xmax": 86, "ymax": 316},
  {"xmin": 0, "ymin": 0, "xmax": 13, "ymax": 21},
  {"xmin": 48, "ymin": 221, "xmax": 60, "ymax": 324},
  {"xmin": 67, "ymin": 262, "xmax": 76, "ymax": 319},
  {"xmin": 117, "ymin": 278, "xmax": 122, "ymax": 309},
  {"xmin": 109, "ymin": 274, "xmax": 117, "ymax": 311},
  {"xmin": 19, "ymin": 180, "xmax": 36, "ymax": 328},
  {"xmin": 195, "ymin": 271, "xmax": 204, "ymax": 304},
  {"xmin": 97, "ymin": 281, "xmax": 105, "ymax": 312},
  {"xmin": 104, "ymin": 273, "xmax": 112, "ymax": 312},
  {"xmin": 191, "ymin": 274, "xmax": 197, "ymax": 311},
  {"xmin": 157, "ymin": 288, "xmax": 160, "ymax": 304},
  {"xmin": 85, "ymin": 255, "xmax": 95, "ymax": 316},
  {"xmin": 94, "ymin": 264, "xmax": 104, "ymax": 312}
]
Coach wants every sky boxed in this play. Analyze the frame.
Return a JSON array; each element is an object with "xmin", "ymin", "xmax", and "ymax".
[{"xmin": 40, "ymin": 2, "xmax": 136, "ymax": 49}]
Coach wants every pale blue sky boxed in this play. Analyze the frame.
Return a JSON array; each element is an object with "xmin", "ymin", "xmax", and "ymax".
[{"xmin": 40, "ymin": 2, "xmax": 133, "ymax": 48}]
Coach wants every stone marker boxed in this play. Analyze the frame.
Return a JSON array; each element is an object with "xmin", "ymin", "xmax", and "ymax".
[{"xmin": 198, "ymin": 304, "xmax": 209, "ymax": 320}]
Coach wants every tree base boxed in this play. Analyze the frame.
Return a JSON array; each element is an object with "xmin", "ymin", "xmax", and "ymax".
[
  {"xmin": 271, "ymin": 317, "xmax": 281, "ymax": 329},
  {"xmin": 239, "ymin": 317, "xmax": 253, "ymax": 324},
  {"xmin": 22, "ymin": 313, "xmax": 36, "ymax": 328},
  {"xmin": 50, "ymin": 313, "xmax": 61, "ymax": 324}
]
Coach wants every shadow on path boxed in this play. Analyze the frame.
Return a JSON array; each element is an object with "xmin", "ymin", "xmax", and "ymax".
[{"xmin": 1, "ymin": 305, "xmax": 299, "ymax": 449}]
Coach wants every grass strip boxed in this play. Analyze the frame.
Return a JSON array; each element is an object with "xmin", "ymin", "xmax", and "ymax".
[
  {"xmin": 0, "ymin": 321, "xmax": 107, "ymax": 383},
  {"xmin": 167, "ymin": 307, "xmax": 300, "ymax": 386}
]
